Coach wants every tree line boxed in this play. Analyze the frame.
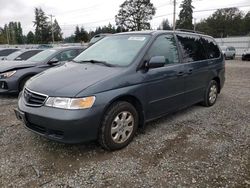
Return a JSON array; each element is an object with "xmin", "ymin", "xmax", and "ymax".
[{"xmin": 0, "ymin": 0, "xmax": 250, "ymax": 44}]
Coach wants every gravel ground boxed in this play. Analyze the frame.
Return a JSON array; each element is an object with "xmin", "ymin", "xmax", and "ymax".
[{"xmin": 0, "ymin": 60, "xmax": 250, "ymax": 188}]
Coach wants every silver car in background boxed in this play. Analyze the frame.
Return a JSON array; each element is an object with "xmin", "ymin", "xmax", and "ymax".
[{"xmin": 220, "ymin": 46, "xmax": 236, "ymax": 59}]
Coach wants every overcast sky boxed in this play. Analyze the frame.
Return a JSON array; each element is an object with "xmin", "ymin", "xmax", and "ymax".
[{"xmin": 0, "ymin": 0, "xmax": 249, "ymax": 37}]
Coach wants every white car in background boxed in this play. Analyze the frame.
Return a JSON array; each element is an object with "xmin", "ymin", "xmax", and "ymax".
[{"xmin": 220, "ymin": 46, "xmax": 236, "ymax": 60}]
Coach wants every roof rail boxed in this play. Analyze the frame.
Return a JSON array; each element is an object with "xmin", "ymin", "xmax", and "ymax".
[{"xmin": 176, "ymin": 29, "xmax": 205, "ymax": 35}]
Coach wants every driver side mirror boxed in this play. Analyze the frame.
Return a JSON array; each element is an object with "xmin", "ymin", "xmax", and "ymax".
[
  {"xmin": 48, "ymin": 57, "xmax": 59, "ymax": 65},
  {"xmin": 147, "ymin": 56, "xmax": 165, "ymax": 69}
]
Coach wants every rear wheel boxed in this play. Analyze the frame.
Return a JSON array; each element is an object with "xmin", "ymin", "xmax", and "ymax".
[
  {"xmin": 98, "ymin": 101, "xmax": 138, "ymax": 151},
  {"xmin": 202, "ymin": 80, "xmax": 218, "ymax": 107}
]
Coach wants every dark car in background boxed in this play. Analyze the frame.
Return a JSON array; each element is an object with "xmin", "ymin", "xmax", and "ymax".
[
  {"xmin": 242, "ymin": 49, "xmax": 250, "ymax": 61},
  {"xmin": 16, "ymin": 31, "xmax": 225, "ymax": 150},
  {"xmin": 0, "ymin": 48, "xmax": 20, "ymax": 60},
  {"xmin": 2, "ymin": 49, "xmax": 43, "ymax": 61},
  {"xmin": 0, "ymin": 46, "xmax": 84, "ymax": 94}
]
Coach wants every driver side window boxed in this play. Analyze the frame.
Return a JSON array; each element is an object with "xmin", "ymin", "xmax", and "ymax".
[{"xmin": 147, "ymin": 34, "xmax": 179, "ymax": 65}]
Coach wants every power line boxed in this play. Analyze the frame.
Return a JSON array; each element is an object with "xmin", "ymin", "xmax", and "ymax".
[
  {"xmin": 152, "ymin": 4, "xmax": 250, "ymax": 20},
  {"xmin": 60, "ymin": 3, "xmax": 250, "ymax": 34}
]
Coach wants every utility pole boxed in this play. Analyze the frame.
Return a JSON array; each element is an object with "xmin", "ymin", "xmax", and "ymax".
[
  {"xmin": 173, "ymin": 0, "xmax": 176, "ymax": 31},
  {"xmin": 194, "ymin": 18, "xmax": 197, "ymax": 31},
  {"xmin": 48, "ymin": 14, "xmax": 55, "ymax": 44},
  {"xmin": 5, "ymin": 27, "xmax": 9, "ymax": 45}
]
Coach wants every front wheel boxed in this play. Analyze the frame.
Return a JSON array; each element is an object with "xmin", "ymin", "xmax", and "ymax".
[
  {"xmin": 98, "ymin": 101, "xmax": 138, "ymax": 151},
  {"xmin": 202, "ymin": 80, "xmax": 218, "ymax": 107}
]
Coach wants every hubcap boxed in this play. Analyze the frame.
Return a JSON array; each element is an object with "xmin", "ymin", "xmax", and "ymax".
[
  {"xmin": 111, "ymin": 111, "xmax": 134, "ymax": 144},
  {"xmin": 209, "ymin": 84, "xmax": 217, "ymax": 104}
]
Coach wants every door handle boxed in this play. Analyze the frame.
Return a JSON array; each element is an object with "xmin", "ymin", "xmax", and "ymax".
[
  {"xmin": 177, "ymin": 71, "xmax": 185, "ymax": 76},
  {"xmin": 187, "ymin": 69, "xmax": 193, "ymax": 74}
]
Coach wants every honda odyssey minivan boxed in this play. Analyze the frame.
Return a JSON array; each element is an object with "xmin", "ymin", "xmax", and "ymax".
[{"xmin": 15, "ymin": 31, "xmax": 225, "ymax": 150}]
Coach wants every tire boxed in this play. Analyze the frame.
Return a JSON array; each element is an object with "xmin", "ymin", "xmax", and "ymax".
[
  {"xmin": 231, "ymin": 54, "xmax": 235, "ymax": 60},
  {"xmin": 98, "ymin": 101, "xmax": 139, "ymax": 151},
  {"xmin": 202, "ymin": 80, "xmax": 218, "ymax": 107},
  {"xmin": 224, "ymin": 54, "xmax": 227, "ymax": 60},
  {"xmin": 19, "ymin": 76, "xmax": 32, "ymax": 92}
]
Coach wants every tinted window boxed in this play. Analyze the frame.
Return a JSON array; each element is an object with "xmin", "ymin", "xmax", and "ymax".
[
  {"xmin": 202, "ymin": 37, "xmax": 221, "ymax": 59},
  {"xmin": 75, "ymin": 35, "xmax": 150, "ymax": 66},
  {"xmin": 177, "ymin": 34, "xmax": 207, "ymax": 62},
  {"xmin": 28, "ymin": 49, "xmax": 57, "ymax": 63},
  {"xmin": 15, "ymin": 50, "xmax": 43, "ymax": 61},
  {"xmin": 147, "ymin": 34, "xmax": 179, "ymax": 65},
  {"xmin": 55, "ymin": 49, "xmax": 82, "ymax": 61},
  {"xmin": 0, "ymin": 49, "xmax": 19, "ymax": 56}
]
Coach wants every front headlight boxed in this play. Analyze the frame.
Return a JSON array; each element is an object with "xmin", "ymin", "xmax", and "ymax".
[
  {"xmin": 0, "ymin": 70, "xmax": 16, "ymax": 79},
  {"xmin": 45, "ymin": 96, "xmax": 96, "ymax": 109}
]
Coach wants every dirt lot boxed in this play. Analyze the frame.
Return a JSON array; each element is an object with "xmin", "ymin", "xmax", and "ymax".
[{"xmin": 0, "ymin": 60, "xmax": 250, "ymax": 187}]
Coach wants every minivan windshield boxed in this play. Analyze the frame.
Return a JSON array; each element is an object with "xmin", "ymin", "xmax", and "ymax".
[
  {"xmin": 74, "ymin": 35, "xmax": 150, "ymax": 66},
  {"xmin": 28, "ymin": 49, "xmax": 57, "ymax": 63}
]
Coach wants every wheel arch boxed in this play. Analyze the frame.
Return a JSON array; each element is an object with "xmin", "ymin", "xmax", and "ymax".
[
  {"xmin": 18, "ymin": 73, "xmax": 36, "ymax": 91},
  {"xmin": 212, "ymin": 77, "xmax": 221, "ymax": 93},
  {"xmin": 102, "ymin": 94, "xmax": 145, "ymax": 129}
]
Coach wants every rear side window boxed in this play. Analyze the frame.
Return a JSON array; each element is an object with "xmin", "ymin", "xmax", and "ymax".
[
  {"xmin": 202, "ymin": 37, "xmax": 221, "ymax": 59},
  {"xmin": 15, "ymin": 50, "xmax": 43, "ymax": 61},
  {"xmin": 147, "ymin": 34, "xmax": 179, "ymax": 65},
  {"xmin": 177, "ymin": 34, "xmax": 207, "ymax": 62},
  {"xmin": 0, "ymin": 49, "xmax": 19, "ymax": 56}
]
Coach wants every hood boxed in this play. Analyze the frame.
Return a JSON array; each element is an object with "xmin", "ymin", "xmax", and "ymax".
[
  {"xmin": 26, "ymin": 62, "xmax": 122, "ymax": 97},
  {"xmin": 0, "ymin": 60, "xmax": 37, "ymax": 73}
]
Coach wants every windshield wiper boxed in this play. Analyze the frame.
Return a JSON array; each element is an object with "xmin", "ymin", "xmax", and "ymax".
[{"xmin": 77, "ymin": 60, "xmax": 115, "ymax": 67}]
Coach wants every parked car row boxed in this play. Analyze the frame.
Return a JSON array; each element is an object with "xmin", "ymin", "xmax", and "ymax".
[
  {"xmin": 7, "ymin": 30, "xmax": 225, "ymax": 151},
  {"xmin": 219, "ymin": 45, "xmax": 250, "ymax": 61},
  {"xmin": 0, "ymin": 47, "xmax": 85, "ymax": 93}
]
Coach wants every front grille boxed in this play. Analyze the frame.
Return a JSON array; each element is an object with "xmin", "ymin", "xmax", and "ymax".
[
  {"xmin": 26, "ymin": 122, "xmax": 64, "ymax": 139},
  {"xmin": 23, "ymin": 88, "xmax": 48, "ymax": 107}
]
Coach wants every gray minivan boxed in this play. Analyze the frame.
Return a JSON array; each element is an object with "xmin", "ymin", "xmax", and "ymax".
[{"xmin": 15, "ymin": 31, "xmax": 225, "ymax": 150}]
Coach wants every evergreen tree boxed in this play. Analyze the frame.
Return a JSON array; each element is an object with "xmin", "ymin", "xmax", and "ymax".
[
  {"xmin": 0, "ymin": 27, "xmax": 6, "ymax": 44},
  {"xmin": 196, "ymin": 8, "xmax": 244, "ymax": 37},
  {"xmin": 16, "ymin": 22, "xmax": 24, "ymax": 44},
  {"xmin": 80, "ymin": 27, "xmax": 89, "ymax": 42},
  {"xmin": 115, "ymin": 0, "xmax": 156, "ymax": 31},
  {"xmin": 26, "ymin": 31, "xmax": 35, "ymax": 44},
  {"xmin": 53, "ymin": 19, "xmax": 63, "ymax": 41},
  {"xmin": 157, "ymin": 19, "xmax": 171, "ymax": 30},
  {"xmin": 176, "ymin": 0, "xmax": 194, "ymax": 30},
  {"xmin": 64, "ymin": 35, "xmax": 75, "ymax": 43},
  {"xmin": 74, "ymin": 25, "xmax": 81, "ymax": 42},
  {"xmin": 33, "ymin": 7, "xmax": 50, "ymax": 43},
  {"xmin": 242, "ymin": 11, "xmax": 250, "ymax": 35}
]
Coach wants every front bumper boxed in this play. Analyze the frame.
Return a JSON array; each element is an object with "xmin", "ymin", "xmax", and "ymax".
[
  {"xmin": 0, "ymin": 78, "xmax": 19, "ymax": 94},
  {"xmin": 17, "ymin": 94, "xmax": 104, "ymax": 143}
]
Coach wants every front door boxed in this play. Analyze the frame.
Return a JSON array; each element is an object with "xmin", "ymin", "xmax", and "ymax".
[{"xmin": 142, "ymin": 34, "xmax": 186, "ymax": 120}]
